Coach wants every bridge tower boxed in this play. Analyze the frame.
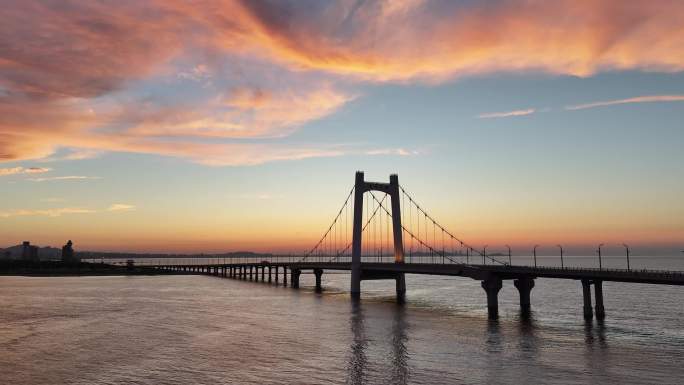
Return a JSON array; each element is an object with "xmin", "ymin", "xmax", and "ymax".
[{"xmin": 351, "ymin": 171, "xmax": 406, "ymax": 302}]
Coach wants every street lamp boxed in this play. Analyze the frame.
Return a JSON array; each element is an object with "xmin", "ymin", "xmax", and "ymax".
[
  {"xmin": 622, "ymin": 243, "xmax": 630, "ymax": 271},
  {"xmin": 505, "ymin": 245, "xmax": 512, "ymax": 266},
  {"xmin": 597, "ymin": 243, "xmax": 604, "ymax": 270},
  {"xmin": 482, "ymin": 245, "xmax": 488, "ymax": 265},
  {"xmin": 557, "ymin": 244, "xmax": 564, "ymax": 268},
  {"xmin": 533, "ymin": 244, "xmax": 540, "ymax": 268}
]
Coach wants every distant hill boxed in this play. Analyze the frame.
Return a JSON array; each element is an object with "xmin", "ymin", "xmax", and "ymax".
[
  {"xmin": 1, "ymin": 244, "xmax": 62, "ymax": 260},
  {"xmin": 76, "ymin": 250, "xmax": 275, "ymax": 259}
]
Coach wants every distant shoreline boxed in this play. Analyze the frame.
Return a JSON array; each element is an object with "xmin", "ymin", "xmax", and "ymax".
[{"xmin": 0, "ymin": 261, "xmax": 188, "ymax": 277}]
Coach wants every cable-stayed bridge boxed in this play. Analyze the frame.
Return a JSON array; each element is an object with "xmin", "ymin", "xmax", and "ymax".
[{"xmin": 146, "ymin": 172, "xmax": 683, "ymax": 320}]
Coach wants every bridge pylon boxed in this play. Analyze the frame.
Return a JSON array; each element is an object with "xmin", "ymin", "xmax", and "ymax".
[{"xmin": 351, "ymin": 171, "xmax": 406, "ymax": 302}]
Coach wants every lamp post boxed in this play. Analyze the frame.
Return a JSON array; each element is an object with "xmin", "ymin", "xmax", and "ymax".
[
  {"xmin": 597, "ymin": 243, "xmax": 604, "ymax": 270},
  {"xmin": 622, "ymin": 243, "xmax": 630, "ymax": 271},
  {"xmin": 505, "ymin": 245, "xmax": 512, "ymax": 266},
  {"xmin": 482, "ymin": 245, "xmax": 488, "ymax": 265},
  {"xmin": 533, "ymin": 244, "xmax": 540, "ymax": 267},
  {"xmin": 557, "ymin": 244, "xmax": 564, "ymax": 268}
]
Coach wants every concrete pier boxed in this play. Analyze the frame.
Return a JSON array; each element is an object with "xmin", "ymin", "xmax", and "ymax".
[
  {"xmin": 283, "ymin": 268, "xmax": 288, "ymax": 286},
  {"xmin": 594, "ymin": 280, "xmax": 605, "ymax": 320},
  {"xmin": 396, "ymin": 273, "xmax": 406, "ymax": 304},
  {"xmin": 292, "ymin": 269, "xmax": 300, "ymax": 288},
  {"xmin": 514, "ymin": 278, "xmax": 535, "ymax": 317},
  {"xmin": 268, "ymin": 266, "xmax": 272, "ymax": 283},
  {"xmin": 582, "ymin": 279, "xmax": 594, "ymax": 320},
  {"xmin": 481, "ymin": 277, "xmax": 503, "ymax": 319},
  {"xmin": 314, "ymin": 269, "xmax": 323, "ymax": 292}
]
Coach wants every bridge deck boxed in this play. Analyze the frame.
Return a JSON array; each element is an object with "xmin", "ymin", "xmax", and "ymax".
[{"xmin": 157, "ymin": 262, "xmax": 684, "ymax": 286}]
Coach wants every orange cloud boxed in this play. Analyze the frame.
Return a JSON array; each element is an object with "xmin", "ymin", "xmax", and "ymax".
[
  {"xmin": 233, "ymin": 0, "xmax": 684, "ymax": 80},
  {"xmin": 125, "ymin": 85, "xmax": 354, "ymax": 139},
  {"xmin": 1, "ymin": 0, "xmax": 683, "ymax": 166}
]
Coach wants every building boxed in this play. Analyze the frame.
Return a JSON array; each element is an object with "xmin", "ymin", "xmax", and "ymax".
[
  {"xmin": 22, "ymin": 241, "xmax": 39, "ymax": 261},
  {"xmin": 61, "ymin": 240, "xmax": 79, "ymax": 263}
]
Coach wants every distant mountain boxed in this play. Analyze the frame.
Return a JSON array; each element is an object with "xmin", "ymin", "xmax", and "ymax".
[
  {"xmin": 76, "ymin": 250, "xmax": 276, "ymax": 259},
  {"xmin": 0, "ymin": 244, "xmax": 62, "ymax": 260}
]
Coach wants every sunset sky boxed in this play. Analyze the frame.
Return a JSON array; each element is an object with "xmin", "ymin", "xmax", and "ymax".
[{"xmin": 1, "ymin": 0, "xmax": 683, "ymax": 255}]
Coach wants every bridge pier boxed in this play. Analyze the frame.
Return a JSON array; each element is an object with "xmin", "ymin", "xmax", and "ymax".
[
  {"xmin": 396, "ymin": 273, "xmax": 406, "ymax": 304},
  {"xmin": 514, "ymin": 277, "xmax": 535, "ymax": 317},
  {"xmin": 283, "ymin": 268, "xmax": 288, "ymax": 286},
  {"xmin": 275, "ymin": 266, "xmax": 279, "ymax": 284},
  {"xmin": 481, "ymin": 277, "xmax": 503, "ymax": 320},
  {"xmin": 581, "ymin": 279, "xmax": 594, "ymax": 320},
  {"xmin": 249, "ymin": 266, "xmax": 253, "ymax": 281},
  {"xmin": 594, "ymin": 280, "xmax": 605, "ymax": 320},
  {"xmin": 291, "ymin": 269, "xmax": 300, "ymax": 289},
  {"xmin": 268, "ymin": 266, "xmax": 272, "ymax": 283},
  {"xmin": 261, "ymin": 266, "xmax": 265, "ymax": 282},
  {"xmin": 314, "ymin": 269, "xmax": 323, "ymax": 292}
]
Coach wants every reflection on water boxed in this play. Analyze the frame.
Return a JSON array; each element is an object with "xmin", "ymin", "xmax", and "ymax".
[
  {"xmin": 517, "ymin": 316, "xmax": 539, "ymax": 358},
  {"xmin": 347, "ymin": 301, "xmax": 410, "ymax": 385},
  {"xmin": 584, "ymin": 319, "xmax": 608, "ymax": 348},
  {"xmin": 390, "ymin": 305, "xmax": 409, "ymax": 385},
  {"xmin": 347, "ymin": 301, "xmax": 367, "ymax": 385}
]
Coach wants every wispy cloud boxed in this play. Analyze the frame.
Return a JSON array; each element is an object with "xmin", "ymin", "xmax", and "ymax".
[
  {"xmin": 0, "ymin": 167, "xmax": 51, "ymax": 176},
  {"xmin": 28, "ymin": 176, "xmax": 101, "ymax": 182},
  {"xmin": 565, "ymin": 95, "xmax": 684, "ymax": 111},
  {"xmin": 0, "ymin": 203, "xmax": 137, "ymax": 218},
  {"xmin": 40, "ymin": 197, "xmax": 65, "ymax": 203},
  {"xmin": 107, "ymin": 204, "xmax": 136, "ymax": 212},
  {"xmin": 365, "ymin": 148, "xmax": 419, "ymax": 156},
  {"xmin": 478, "ymin": 109, "xmax": 536, "ymax": 119},
  {"xmin": 0, "ymin": 208, "xmax": 96, "ymax": 218}
]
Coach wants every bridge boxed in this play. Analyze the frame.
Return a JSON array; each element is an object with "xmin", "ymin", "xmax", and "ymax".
[{"xmin": 145, "ymin": 172, "xmax": 683, "ymax": 320}]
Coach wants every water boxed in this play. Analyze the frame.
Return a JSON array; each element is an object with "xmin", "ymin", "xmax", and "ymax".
[{"xmin": 1, "ymin": 256, "xmax": 683, "ymax": 385}]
